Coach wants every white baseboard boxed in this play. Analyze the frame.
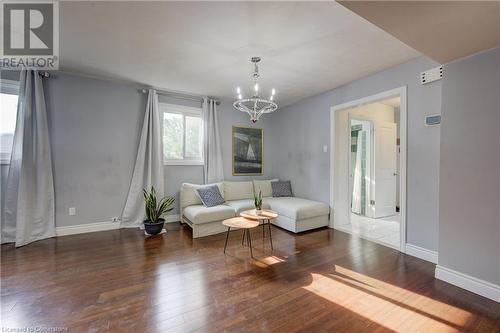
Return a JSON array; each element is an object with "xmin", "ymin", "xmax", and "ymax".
[
  {"xmin": 56, "ymin": 214, "xmax": 180, "ymax": 237},
  {"xmin": 56, "ymin": 221, "xmax": 120, "ymax": 236},
  {"xmin": 435, "ymin": 265, "xmax": 500, "ymax": 302},
  {"xmin": 405, "ymin": 244, "xmax": 438, "ymax": 264}
]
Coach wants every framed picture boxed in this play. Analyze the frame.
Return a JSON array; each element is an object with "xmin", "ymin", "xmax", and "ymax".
[{"xmin": 232, "ymin": 126, "xmax": 263, "ymax": 175}]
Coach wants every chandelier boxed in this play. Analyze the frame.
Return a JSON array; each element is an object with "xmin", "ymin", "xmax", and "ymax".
[{"xmin": 233, "ymin": 57, "xmax": 277, "ymax": 123}]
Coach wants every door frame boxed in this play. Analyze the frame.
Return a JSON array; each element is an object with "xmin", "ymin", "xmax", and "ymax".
[{"xmin": 330, "ymin": 86, "xmax": 407, "ymax": 252}]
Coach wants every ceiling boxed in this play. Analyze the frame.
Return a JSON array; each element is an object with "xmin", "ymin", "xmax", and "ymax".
[
  {"xmin": 338, "ymin": 1, "xmax": 500, "ymax": 64},
  {"xmin": 59, "ymin": 1, "xmax": 419, "ymax": 106}
]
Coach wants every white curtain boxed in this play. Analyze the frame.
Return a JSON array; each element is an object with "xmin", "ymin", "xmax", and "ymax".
[
  {"xmin": 351, "ymin": 132, "xmax": 364, "ymax": 214},
  {"xmin": 121, "ymin": 89, "xmax": 164, "ymax": 227},
  {"xmin": 2, "ymin": 70, "xmax": 56, "ymax": 247},
  {"xmin": 202, "ymin": 98, "xmax": 224, "ymax": 184}
]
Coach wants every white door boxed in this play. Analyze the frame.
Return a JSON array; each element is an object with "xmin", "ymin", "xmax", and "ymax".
[{"xmin": 372, "ymin": 122, "xmax": 397, "ymax": 218}]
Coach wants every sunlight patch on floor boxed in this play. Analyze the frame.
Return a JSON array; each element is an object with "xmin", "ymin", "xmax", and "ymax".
[
  {"xmin": 302, "ymin": 266, "xmax": 472, "ymax": 332},
  {"xmin": 259, "ymin": 256, "xmax": 286, "ymax": 265}
]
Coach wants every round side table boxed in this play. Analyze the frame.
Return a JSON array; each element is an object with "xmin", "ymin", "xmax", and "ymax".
[
  {"xmin": 240, "ymin": 209, "xmax": 278, "ymax": 250},
  {"xmin": 222, "ymin": 217, "xmax": 259, "ymax": 258}
]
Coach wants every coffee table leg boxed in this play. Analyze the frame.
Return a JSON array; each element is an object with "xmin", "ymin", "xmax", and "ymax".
[
  {"xmin": 247, "ymin": 228, "xmax": 254, "ymax": 258},
  {"xmin": 224, "ymin": 227, "xmax": 231, "ymax": 253},
  {"xmin": 267, "ymin": 219, "xmax": 273, "ymax": 250},
  {"xmin": 242, "ymin": 229, "xmax": 246, "ymax": 246}
]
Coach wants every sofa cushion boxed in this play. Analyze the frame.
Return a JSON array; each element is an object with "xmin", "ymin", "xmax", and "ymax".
[
  {"xmin": 253, "ymin": 179, "xmax": 278, "ymax": 198},
  {"xmin": 183, "ymin": 205, "xmax": 235, "ymax": 224},
  {"xmin": 224, "ymin": 181, "xmax": 254, "ymax": 201},
  {"xmin": 180, "ymin": 182, "xmax": 224, "ymax": 209},
  {"xmin": 271, "ymin": 180, "xmax": 293, "ymax": 197},
  {"xmin": 225, "ymin": 199, "xmax": 271, "ymax": 214},
  {"xmin": 266, "ymin": 197, "xmax": 329, "ymax": 220},
  {"xmin": 196, "ymin": 185, "xmax": 225, "ymax": 207}
]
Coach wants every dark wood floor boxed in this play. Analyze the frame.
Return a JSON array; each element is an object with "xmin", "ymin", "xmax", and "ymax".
[{"xmin": 1, "ymin": 223, "xmax": 499, "ymax": 333}]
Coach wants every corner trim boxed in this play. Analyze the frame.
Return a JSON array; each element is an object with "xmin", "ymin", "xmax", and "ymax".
[
  {"xmin": 435, "ymin": 265, "xmax": 500, "ymax": 302},
  {"xmin": 405, "ymin": 244, "xmax": 438, "ymax": 264},
  {"xmin": 56, "ymin": 214, "xmax": 180, "ymax": 237}
]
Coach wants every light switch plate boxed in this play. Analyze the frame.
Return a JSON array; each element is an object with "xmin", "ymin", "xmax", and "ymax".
[
  {"xmin": 68, "ymin": 207, "xmax": 76, "ymax": 216},
  {"xmin": 323, "ymin": 145, "xmax": 328, "ymax": 153}
]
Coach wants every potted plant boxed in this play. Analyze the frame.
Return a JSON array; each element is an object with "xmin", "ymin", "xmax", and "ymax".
[
  {"xmin": 254, "ymin": 190, "xmax": 263, "ymax": 215},
  {"xmin": 143, "ymin": 186, "xmax": 175, "ymax": 235}
]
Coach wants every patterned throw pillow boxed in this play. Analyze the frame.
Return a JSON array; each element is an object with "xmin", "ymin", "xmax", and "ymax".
[
  {"xmin": 271, "ymin": 180, "xmax": 293, "ymax": 197},
  {"xmin": 196, "ymin": 185, "xmax": 225, "ymax": 207}
]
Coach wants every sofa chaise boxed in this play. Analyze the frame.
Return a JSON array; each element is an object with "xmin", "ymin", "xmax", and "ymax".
[{"xmin": 180, "ymin": 180, "xmax": 330, "ymax": 238}]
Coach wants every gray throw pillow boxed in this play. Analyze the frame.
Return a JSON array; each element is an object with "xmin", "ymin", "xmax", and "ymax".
[
  {"xmin": 271, "ymin": 180, "xmax": 293, "ymax": 197},
  {"xmin": 196, "ymin": 185, "xmax": 225, "ymax": 207}
]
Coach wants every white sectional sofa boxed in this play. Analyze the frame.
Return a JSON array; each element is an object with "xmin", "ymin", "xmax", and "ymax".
[{"xmin": 180, "ymin": 180, "xmax": 330, "ymax": 238}]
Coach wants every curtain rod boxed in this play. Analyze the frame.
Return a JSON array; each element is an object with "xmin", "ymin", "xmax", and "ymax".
[{"xmin": 140, "ymin": 88, "xmax": 220, "ymax": 105}]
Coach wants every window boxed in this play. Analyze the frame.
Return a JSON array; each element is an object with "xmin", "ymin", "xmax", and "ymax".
[
  {"xmin": 161, "ymin": 103, "xmax": 203, "ymax": 165},
  {"xmin": 0, "ymin": 80, "xmax": 19, "ymax": 164}
]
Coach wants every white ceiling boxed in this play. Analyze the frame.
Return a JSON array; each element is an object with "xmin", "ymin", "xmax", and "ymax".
[
  {"xmin": 338, "ymin": 1, "xmax": 500, "ymax": 64},
  {"xmin": 59, "ymin": 1, "xmax": 419, "ymax": 106}
]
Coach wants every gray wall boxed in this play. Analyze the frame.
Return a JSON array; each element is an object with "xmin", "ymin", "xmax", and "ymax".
[
  {"xmin": 439, "ymin": 47, "xmax": 500, "ymax": 285},
  {"xmin": 269, "ymin": 56, "xmax": 442, "ymax": 252},
  {"xmin": 45, "ymin": 74, "xmax": 145, "ymax": 227},
  {"xmin": 1, "ymin": 72, "xmax": 273, "ymax": 228}
]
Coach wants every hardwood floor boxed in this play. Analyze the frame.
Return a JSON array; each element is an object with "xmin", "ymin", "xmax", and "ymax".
[{"xmin": 1, "ymin": 223, "xmax": 499, "ymax": 332}]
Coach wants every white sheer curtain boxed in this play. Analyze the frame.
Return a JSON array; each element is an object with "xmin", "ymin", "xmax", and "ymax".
[
  {"xmin": 202, "ymin": 98, "xmax": 224, "ymax": 184},
  {"xmin": 351, "ymin": 132, "xmax": 364, "ymax": 215},
  {"xmin": 121, "ymin": 89, "xmax": 164, "ymax": 227},
  {"xmin": 2, "ymin": 70, "xmax": 55, "ymax": 247}
]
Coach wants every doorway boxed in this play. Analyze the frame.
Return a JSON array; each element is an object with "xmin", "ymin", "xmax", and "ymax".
[{"xmin": 330, "ymin": 87, "xmax": 407, "ymax": 251}]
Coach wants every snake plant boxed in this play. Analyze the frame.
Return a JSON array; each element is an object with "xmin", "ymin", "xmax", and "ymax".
[
  {"xmin": 143, "ymin": 186, "xmax": 175, "ymax": 223},
  {"xmin": 254, "ymin": 190, "xmax": 263, "ymax": 210}
]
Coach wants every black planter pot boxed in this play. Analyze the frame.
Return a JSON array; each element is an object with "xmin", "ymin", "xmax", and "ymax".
[{"xmin": 144, "ymin": 218, "xmax": 165, "ymax": 235}]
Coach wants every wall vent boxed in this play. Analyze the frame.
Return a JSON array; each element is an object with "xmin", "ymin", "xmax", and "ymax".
[
  {"xmin": 425, "ymin": 115, "xmax": 441, "ymax": 126},
  {"xmin": 420, "ymin": 66, "xmax": 443, "ymax": 85}
]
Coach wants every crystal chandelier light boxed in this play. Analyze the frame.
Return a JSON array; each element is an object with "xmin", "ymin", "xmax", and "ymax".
[{"xmin": 233, "ymin": 57, "xmax": 277, "ymax": 123}]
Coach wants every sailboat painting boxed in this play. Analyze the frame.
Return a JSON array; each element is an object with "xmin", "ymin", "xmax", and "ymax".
[{"xmin": 232, "ymin": 126, "xmax": 263, "ymax": 175}]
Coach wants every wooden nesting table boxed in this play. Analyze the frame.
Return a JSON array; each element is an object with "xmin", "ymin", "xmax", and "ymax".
[
  {"xmin": 222, "ymin": 209, "xmax": 278, "ymax": 258},
  {"xmin": 222, "ymin": 217, "xmax": 259, "ymax": 257},
  {"xmin": 240, "ymin": 209, "xmax": 278, "ymax": 250}
]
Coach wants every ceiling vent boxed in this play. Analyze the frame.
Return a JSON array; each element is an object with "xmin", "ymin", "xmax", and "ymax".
[{"xmin": 420, "ymin": 66, "xmax": 443, "ymax": 85}]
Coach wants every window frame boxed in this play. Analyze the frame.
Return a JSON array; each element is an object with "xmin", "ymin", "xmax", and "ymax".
[
  {"xmin": 0, "ymin": 79, "xmax": 20, "ymax": 165},
  {"xmin": 160, "ymin": 103, "xmax": 204, "ymax": 166}
]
